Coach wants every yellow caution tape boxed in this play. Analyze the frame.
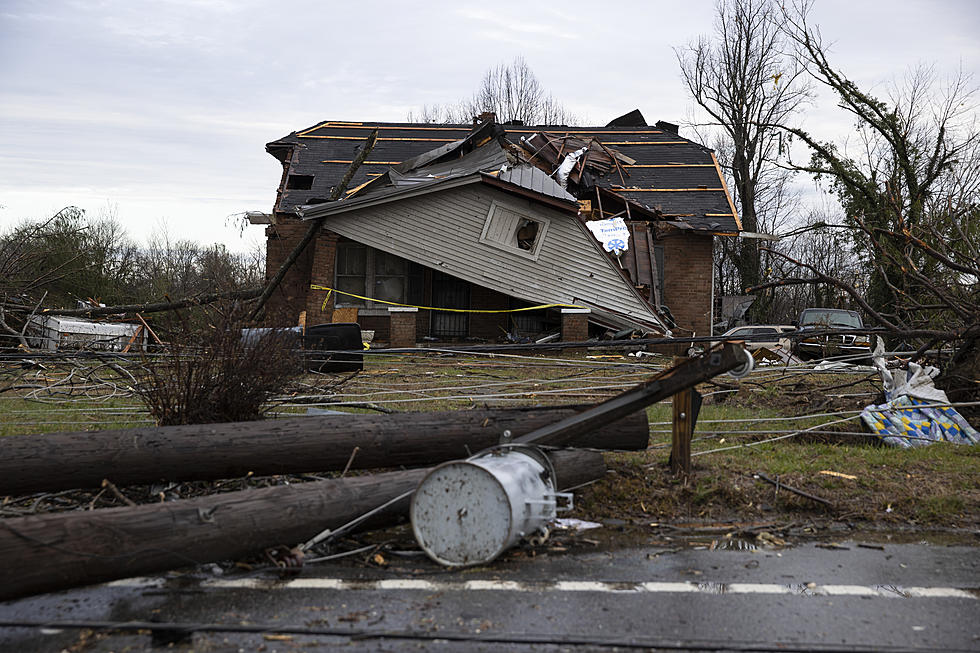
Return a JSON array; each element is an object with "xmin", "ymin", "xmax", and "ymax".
[{"xmin": 310, "ymin": 284, "xmax": 581, "ymax": 313}]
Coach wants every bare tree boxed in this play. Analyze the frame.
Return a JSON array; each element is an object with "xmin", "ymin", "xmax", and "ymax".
[
  {"xmin": 409, "ymin": 57, "xmax": 576, "ymax": 125},
  {"xmin": 678, "ymin": 0, "xmax": 810, "ymax": 321},
  {"xmin": 406, "ymin": 103, "xmax": 465, "ymax": 124}
]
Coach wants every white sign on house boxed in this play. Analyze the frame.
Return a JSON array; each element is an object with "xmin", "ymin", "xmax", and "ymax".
[{"xmin": 586, "ymin": 218, "xmax": 631, "ymax": 255}]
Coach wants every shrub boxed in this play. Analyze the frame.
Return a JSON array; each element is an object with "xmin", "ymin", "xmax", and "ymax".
[{"xmin": 134, "ymin": 304, "xmax": 301, "ymax": 425}]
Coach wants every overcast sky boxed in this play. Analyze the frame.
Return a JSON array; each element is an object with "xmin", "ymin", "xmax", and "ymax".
[{"xmin": 1, "ymin": 0, "xmax": 977, "ymax": 252}]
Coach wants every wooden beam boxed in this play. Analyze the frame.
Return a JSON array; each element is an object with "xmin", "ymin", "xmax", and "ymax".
[
  {"xmin": 514, "ymin": 343, "xmax": 745, "ymax": 448},
  {"xmin": 711, "ymin": 151, "xmax": 742, "ymax": 231}
]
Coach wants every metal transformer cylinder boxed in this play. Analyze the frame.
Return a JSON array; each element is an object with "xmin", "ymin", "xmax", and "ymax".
[{"xmin": 411, "ymin": 447, "xmax": 563, "ymax": 567}]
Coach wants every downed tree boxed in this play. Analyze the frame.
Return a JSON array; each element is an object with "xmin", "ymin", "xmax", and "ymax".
[
  {"xmin": 0, "ymin": 449, "xmax": 603, "ymax": 602},
  {"xmin": 0, "ymin": 406, "xmax": 646, "ymax": 496},
  {"xmin": 38, "ymin": 287, "xmax": 263, "ymax": 319}
]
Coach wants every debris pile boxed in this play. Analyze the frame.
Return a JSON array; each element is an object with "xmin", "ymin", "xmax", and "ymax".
[
  {"xmin": 512, "ymin": 132, "xmax": 634, "ymax": 189},
  {"xmin": 860, "ymin": 343, "xmax": 980, "ymax": 447}
]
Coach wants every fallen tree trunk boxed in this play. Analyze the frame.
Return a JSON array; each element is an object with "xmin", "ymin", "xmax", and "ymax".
[
  {"xmin": 0, "ymin": 406, "xmax": 646, "ymax": 496},
  {"xmin": 0, "ymin": 449, "xmax": 604, "ymax": 602},
  {"xmin": 38, "ymin": 287, "xmax": 264, "ymax": 319}
]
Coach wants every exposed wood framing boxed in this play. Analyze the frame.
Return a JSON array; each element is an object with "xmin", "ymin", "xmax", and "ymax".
[{"xmin": 711, "ymin": 151, "xmax": 742, "ymax": 231}]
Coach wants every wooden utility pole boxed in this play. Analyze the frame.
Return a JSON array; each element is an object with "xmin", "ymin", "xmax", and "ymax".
[
  {"xmin": 670, "ymin": 355, "xmax": 694, "ymax": 477},
  {"xmin": 39, "ymin": 287, "xmax": 264, "ymax": 319},
  {"xmin": 0, "ymin": 449, "xmax": 604, "ymax": 602},
  {"xmin": 515, "ymin": 343, "xmax": 744, "ymax": 448},
  {"xmin": 671, "ymin": 386, "xmax": 694, "ymax": 477},
  {"xmin": 0, "ymin": 406, "xmax": 646, "ymax": 496}
]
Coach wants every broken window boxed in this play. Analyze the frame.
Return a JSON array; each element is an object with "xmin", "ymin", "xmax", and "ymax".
[
  {"xmin": 335, "ymin": 241, "xmax": 423, "ymax": 308},
  {"xmin": 480, "ymin": 202, "xmax": 549, "ymax": 259},
  {"xmin": 286, "ymin": 174, "xmax": 315, "ymax": 190}
]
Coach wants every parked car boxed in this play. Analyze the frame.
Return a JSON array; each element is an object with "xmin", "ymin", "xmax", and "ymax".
[
  {"xmin": 712, "ymin": 324, "xmax": 795, "ymax": 351},
  {"xmin": 791, "ymin": 308, "xmax": 872, "ymax": 361}
]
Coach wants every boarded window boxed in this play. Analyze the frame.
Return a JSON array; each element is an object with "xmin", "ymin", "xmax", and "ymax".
[{"xmin": 480, "ymin": 202, "xmax": 548, "ymax": 259}]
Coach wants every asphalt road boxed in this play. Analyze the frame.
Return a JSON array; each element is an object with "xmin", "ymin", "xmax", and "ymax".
[{"xmin": 1, "ymin": 536, "xmax": 978, "ymax": 652}]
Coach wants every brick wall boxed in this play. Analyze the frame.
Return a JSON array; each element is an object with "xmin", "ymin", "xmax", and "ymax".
[
  {"xmin": 561, "ymin": 309, "xmax": 590, "ymax": 342},
  {"xmin": 263, "ymin": 215, "xmax": 315, "ymax": 327},
  {"xmin": 660, "ymin": 230, "xmax": 713, "ymax": 338},
  {"xmin": 304, "ymin": 231, "xmax": 339, "ymax": 325},
  {"xmin": 389, "ymin": 308, "xmax": 418, "ymax": 348}
]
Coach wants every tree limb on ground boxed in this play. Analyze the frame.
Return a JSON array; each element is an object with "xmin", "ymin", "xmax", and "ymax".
[{"xmin": 37, "ymin": 287, "xmax": 264, "ymax": 318}]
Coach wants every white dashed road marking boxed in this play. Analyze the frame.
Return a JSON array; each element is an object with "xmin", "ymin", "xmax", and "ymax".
[{"xmin": 107, "ymin": 577, "xmax": 977, "ymax": 599}]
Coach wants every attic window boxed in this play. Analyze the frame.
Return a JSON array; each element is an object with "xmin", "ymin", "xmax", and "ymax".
[
  {"xmin": 286, "ymin": 174, "xmax": 315, "ymax": 190},
  {"xmin": 479, "ymin": 202, "xmax": 549, "ymax": 260}
]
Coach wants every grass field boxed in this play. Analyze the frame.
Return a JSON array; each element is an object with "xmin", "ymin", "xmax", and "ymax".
[{"xmin": 2, "ymin": 349, "xmax": 977, "ymax": 527}]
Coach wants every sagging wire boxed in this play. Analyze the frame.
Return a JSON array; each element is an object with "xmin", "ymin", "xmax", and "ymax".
[
  {"xmin": 303, "ymin": 543, "xmax": 377, "ymax": 565},
  {"xmin": 687, "ymin": 400, "xmax": 980, "ymax": 458},
  {"xmin": 300, "ymin": 489, "xmax": 415, "ymax": 553},
  {"xmin": 688, "ymin": 412, "xmax": 863, "ymax": 458}
]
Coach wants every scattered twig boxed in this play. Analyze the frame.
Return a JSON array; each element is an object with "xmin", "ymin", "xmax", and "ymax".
[
  {"xmin": 340, "ymin": 447, "xmax": 360, "ymax": 478},
  {"xmin": 752, "ymin": 472, "xmax": 833, "ymax": 509},
  {"xmin": 857, "ymin": 543, "xmax": 886, "ymax": 551},
  {"xmin": 101, "ymin": 478, "xmax": 137, "ymax": 507}
]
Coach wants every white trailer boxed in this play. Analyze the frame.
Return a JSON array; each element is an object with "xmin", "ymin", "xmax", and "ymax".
[{"xmin": 28, "ymin": 316, "xmax": 147, "ymax": 352}]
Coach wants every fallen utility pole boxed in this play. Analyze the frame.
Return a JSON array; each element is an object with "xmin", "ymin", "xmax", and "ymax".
[
  {"xmin": 250, "ymin": 129, "xmax": 379, "ymax": 321},
  {"xmin": 0, "ymin": 449, "xmax": 603, "ymax": 602},
  {"xmin": 516, "ymin": 342, "xmax": 746, "ymax": 448},
  {"xmin": 0, "ymin": 406, "xmax": 645, "ymax": 496}
]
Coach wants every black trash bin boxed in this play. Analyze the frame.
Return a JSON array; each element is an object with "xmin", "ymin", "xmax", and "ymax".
[{"xmin": 304, "ymin": 323, "xmax": 363, "ymax": 372}]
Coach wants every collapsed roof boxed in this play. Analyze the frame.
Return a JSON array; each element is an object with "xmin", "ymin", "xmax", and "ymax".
[{"xmin": 267, "ymin": 111, "xmax": 741, "ymax": 233}]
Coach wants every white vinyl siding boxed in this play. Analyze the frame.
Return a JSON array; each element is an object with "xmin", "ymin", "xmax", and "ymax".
[{"xmin": 320, "ymin": 185, "xmax": 662, "ymax": 325}]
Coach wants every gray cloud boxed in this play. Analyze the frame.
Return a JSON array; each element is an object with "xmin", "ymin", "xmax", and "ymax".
[{"xmin": 0, "ymin": 0, "xmax": 976, "ymax": 249}]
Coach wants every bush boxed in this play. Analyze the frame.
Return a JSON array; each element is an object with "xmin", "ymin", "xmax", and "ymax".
[{"xmin": 134, "ymin": 304, "xmax": 301, "ymax": 425}]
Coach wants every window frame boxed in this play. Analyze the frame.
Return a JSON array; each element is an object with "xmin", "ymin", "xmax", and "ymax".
[
  {"xmin": 334, "ymin": 241, "xmax": 422, "ymax": 312},
  {"xmin": 479, "ymin": 201, "xmax": 550, "ymax": 261}
]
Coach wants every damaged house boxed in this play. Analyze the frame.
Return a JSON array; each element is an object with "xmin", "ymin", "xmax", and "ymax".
[{"xmin": 258, "ymin": 110, "xmax": 740, "ymax": 344}]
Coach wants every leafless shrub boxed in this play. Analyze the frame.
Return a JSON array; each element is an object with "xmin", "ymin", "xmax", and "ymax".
[{"xmin": 134, "ymin": 303, "xmax": 302, "ymax": 425}]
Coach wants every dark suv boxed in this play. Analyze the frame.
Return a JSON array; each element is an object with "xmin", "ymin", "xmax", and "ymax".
[{"xmin": 792, "ymin": 308, "xmax": 872, "ymax": 361}]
